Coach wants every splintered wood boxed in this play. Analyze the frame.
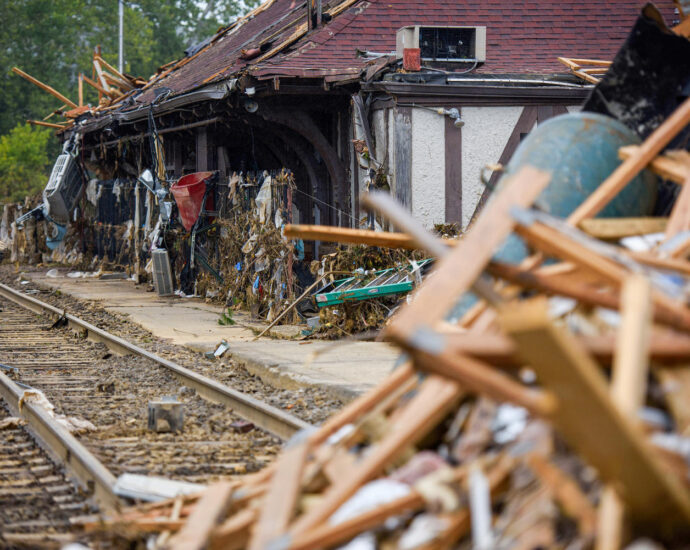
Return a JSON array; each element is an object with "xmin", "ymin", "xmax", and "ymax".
[
  {"xmin": 13, "ymin": 49, "xmax": 147, "ymax": 130},
  {"xmin": 84, "ymin": 103, "xmax": 690, "ymax": 550}
]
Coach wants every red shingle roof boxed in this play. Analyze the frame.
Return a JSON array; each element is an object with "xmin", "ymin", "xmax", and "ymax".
[{"xmin": 136, "ymin": 0, "xmax": 678, "ymax": 103}]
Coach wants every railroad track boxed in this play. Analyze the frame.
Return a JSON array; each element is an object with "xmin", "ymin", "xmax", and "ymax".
[
  {"xmin": 0, "ymin": 403, "xmax": 95, "ymax": 548},
  {"xmin": 0, "ymin": 283, "xmax": 314, "ymax": 545}
]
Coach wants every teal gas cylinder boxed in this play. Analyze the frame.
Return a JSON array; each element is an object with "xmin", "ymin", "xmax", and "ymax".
[
  {"xmin": 493, "ymin": 111, "xmax": 658, "ymax": 264},
  {"xmin": 449, "ymin": 111, "xmax": 658, "ymax": 319}
]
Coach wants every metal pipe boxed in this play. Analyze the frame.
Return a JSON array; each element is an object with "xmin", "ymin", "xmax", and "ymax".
[
  {"xmin": 446, "ymin": 77, "xmax": 591, "ymax": 88},
  {"xmin": 118, "ymin": 0, "xmax": 124, "ymax": 74}
]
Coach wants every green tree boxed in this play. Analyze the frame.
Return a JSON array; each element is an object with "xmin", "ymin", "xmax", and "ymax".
[
  {"xmin": 0, "ymin": 0, "xmax": 261, "ymax": 135},
  {"xmin": 0, "ymin": 123, "xmax": 53, "ymax": 203},
  {"xmin": 0, "ymin": 0, "xmax": 259, "ymax": 202}
]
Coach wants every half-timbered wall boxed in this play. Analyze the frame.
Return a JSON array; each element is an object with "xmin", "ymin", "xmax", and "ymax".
[{"xmin": 369, "ymin": 102, "xmax": 581, "ymax": 230}]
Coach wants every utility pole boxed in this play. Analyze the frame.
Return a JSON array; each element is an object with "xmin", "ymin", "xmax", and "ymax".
[{"xmin": 118, "ymin": 0, "xmax": 124, "ymax": 74}]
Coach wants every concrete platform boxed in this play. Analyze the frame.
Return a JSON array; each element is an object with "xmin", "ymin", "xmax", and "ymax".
[{"xmin": 25, "ymin": 269, "xmax": 399, "ymax": 400}]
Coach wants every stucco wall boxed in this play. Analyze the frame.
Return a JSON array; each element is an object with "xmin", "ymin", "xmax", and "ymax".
[
  {"xmin": 460, "ymin": 106, "xmax": 524, "ymax": 228},
  {"xmin": 411, "ymin": 108, "xmax": 446, "ymax": 227}
]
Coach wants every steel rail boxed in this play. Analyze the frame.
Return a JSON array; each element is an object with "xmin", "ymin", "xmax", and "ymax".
[
  {"xmin": 0, "ymin": 370, "xmax": 120, "ymax": 512},
  {"xmin": 0, "ymin": 283, "xmax": 312, "ymax": 440}
]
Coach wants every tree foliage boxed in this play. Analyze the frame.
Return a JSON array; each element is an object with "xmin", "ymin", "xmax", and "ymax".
[
  {"xmin": 0, "ymin": 123, "xmax": 53, "ymax": 203},
  {"xmin": 0, "ymin": 0, "xmax": 259, "ymax": 203}
]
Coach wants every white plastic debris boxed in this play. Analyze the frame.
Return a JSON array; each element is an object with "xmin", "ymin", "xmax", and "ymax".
[
  {"xmin": 213, "ymin": 340, "xmax": 230, "ymax": 358},
  {"xmin": 547, "ymin": 296, "xmax": 577, "ymax": 318},
  {"xmin": 336, "ymin": 533, "xmax": 376, "ymax": 550},
  {"xmin": 492, "ymin": 403, "xmax": 529, "ymax": 445},
  {"xmin": 18, "ymin": 389, "xmax": 97, "ymax": 434},
  {"xmin": 113, "ymin": 473, "xmax": 204, "ymax": 502},
  {"xmin": 255, "ymin": 172, "xmax": 273, "ymax": 224},
  {"xmin": 398, "ymin": 513, "xmax": 449, "ymax": 549},
  {"xmin": 469, "ymin": 463, "xmax": 494, "ymax": 550},
  {"xmin": 329, "ymin": 479, "xmax": 410, "ymax": 525},
  {"xmin": 46, "ymin": 268, "xmax": 60, "ymax": 278},
  {"xmin": 326, "ymin": 423, "xmax": 355, "ymax": 446},
  {"xmin": 620, "ymin": 233, "xmax": 665, "ymax": 252},
  {"xmin": 649, "ymin": 432, "xmax": 690, "ymax": 462}
]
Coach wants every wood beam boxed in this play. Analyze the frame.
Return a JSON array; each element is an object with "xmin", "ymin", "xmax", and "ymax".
[
  {"xmin": 618, "ymin": 145, "xmax": 690, "ymax": 185},
  {"xmin": 82, "ymin": 74, "xmax": 119, "ymax": 99},
  {"xmin": 283, "ymin": 224, "xmax": 456, "ymax": 250},
  {"xmin": 500, "ymin": 298, "xmax": 690, "ymax": 529},
  {"xmin": 27, "ymin": 119, "xmax": 68, "ymax": 129},
  {"xmin": 385, "ymin": 166, "xmax": 550, "ymax": 346},
  {"xmin": 579, "ymin": 217, "xmax": 667, "ymax": 240},
  {"xmin": 12, "ymin": 67, "xmax": 77, "ymax": 108}
]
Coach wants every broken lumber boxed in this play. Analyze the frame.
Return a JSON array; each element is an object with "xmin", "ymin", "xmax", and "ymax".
[
  {"xmin": 597, "ymin": 275, "xmax": 652, "ymax": 550},
  {"xmin": 284, "ymin": 224, "xmax": 456, "ymax": 250},
  {"xmin": 618, "ymin": 145, "xmax": 690, "ymax": 184},
  {"xmin": 166, "ymin": 482, "xmax": 235, "ymax": 550},
  {"xmin": 12, "ymin": 67, "xmax": 77, "ymax": 108},
  {"xmin": 26, "ymin": 120, "xmax": 68, "ymax": 130},
  {"xmin": 500, "ymin": 298, "xmax": 690, "ymax": 530},
  {"xmin": 579, "ymin": 217, "xmax": 668, "ymax": 240},
  {"xmin": 290, "ymin": 376, "xmax": 463, "ymax": 536},
  {"xmin": 382, "ymin": 166, "xmax": 551, "ymax": 346}
]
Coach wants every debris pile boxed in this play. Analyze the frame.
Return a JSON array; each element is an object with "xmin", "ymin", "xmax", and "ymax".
[
  {"xmin": 81, "ymin": 84, "xmax": 690, "ymax": 546},
  {"xmin": 13, "ymin": 47, "xmax": 149, "ymax": 131},
  {"xmin": 196, "ymin": 170, "xmax": 301, "ymax": 322},
  {"xmin": 309, "ymin": 245, "xmax": 425, "ymax": 338}
]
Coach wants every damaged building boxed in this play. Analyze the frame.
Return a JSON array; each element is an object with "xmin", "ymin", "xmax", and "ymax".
[{"xmin": 2, "ymin": 0, "xmax": 679, "ymax": 313}]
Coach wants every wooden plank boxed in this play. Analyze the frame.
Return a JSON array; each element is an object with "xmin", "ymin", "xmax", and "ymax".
[
  {"xmin": 619, "ymin": 146, "xmax": 690, "ymax": 185},
  {"xmin": 568, "ymin": 96, "xmax": 690, "ymax": 225},
  {"xmin": 445, "ymin": 114, "xmax": 462, "ymax": 225},
  {"xmin": 82, "ymin": 74, "xmax": 118, "ymax": 99},
  {"xmin": 94, "ymin": 55, "xmax": 133, "ymax": 88},
  {"xmin": 385, "ymin": 166, "xmax": 550, "ymax": 346},
  {"xmin": 487, "ymin": 260, "xmax": 690, "ymax": 333},
  {"xmin": 666, "ymin": 175, "xmax": 690, "ymax": 238},
  {"xmin": 210, "ymin": 508, "xmax": 257, "ymax": 550},
  {"xmin": 500, "ymin": 298, "xmax": 690, "ymax": 529},
  {"xmin": 103, "ymin": 72, "xmax": 134, "ymax": 92},
  {"xmin": 596, "ymin": 275, "xmax": 652, "ymax": 550},
  {"xmin": 290, "ymin": 375, "xmax": 463, "ymax": 536},
  {"xmin": 78, "ymin": 74, "xmax": 83, "ymax": 107},
  {"xmin": 283, "ymin": 224, "xmax": 456, "ymax": 250},
  {"xmin": 579, "ymin": 217, "xmax": 668, "ymax": 240},
  {"xmin": 527, "ymin": 453, "xmax": 597, "ymax": 538},
  {"xmin": 411, "ymin": 349, "xmax": 555, "ymax": 417},
  {"xmin": 394, "ymin": 107, "xmax": 412, "ymax": 210},
  {"xmin": 92, "ymin": 58, "xmax": 111, "ymax": 94},
  {"xmin": 167, "ymin": 482, "xmax": 235, "ymax": 550},
  {"xmin": 12, "ymin": 67, "xmax": 77, "ymax": 109},
  {"xmin": 655, "ymin": 366, "xmax": 690, "ymax": 435},
  {"xmin": 26, "ymin": 120, "xmax": 67, "ymax": 130},
  {"xmin": 514, "ymin": 221, "xmax": 690, "ymax": 333},
  {"xmin": 437, "ymin": 327, "xmax": 690, "ymax": 366},
  {"xmin": 248, "ymin": 440, "xmax": 310, "ymax": 550}
]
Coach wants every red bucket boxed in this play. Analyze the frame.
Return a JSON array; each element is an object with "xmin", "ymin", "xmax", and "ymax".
[{"xmin": 170, "ymin": 171, "xmax": 214, "ymax": 231}]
